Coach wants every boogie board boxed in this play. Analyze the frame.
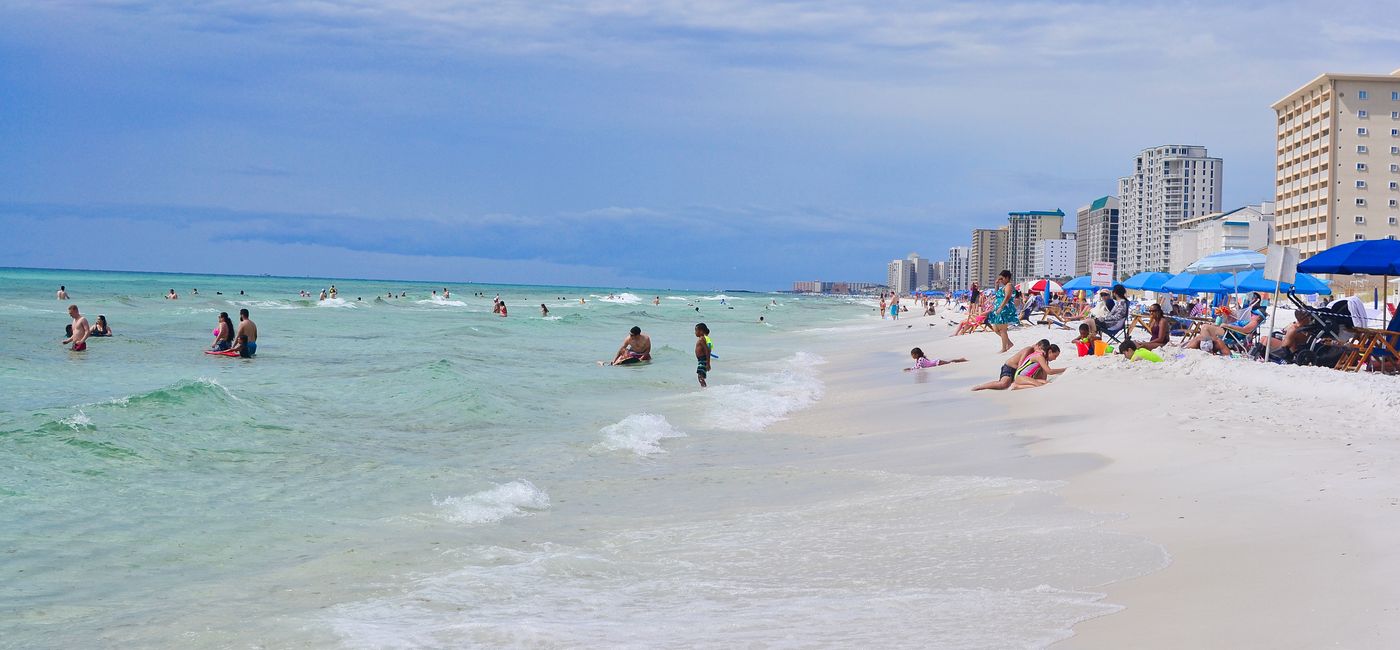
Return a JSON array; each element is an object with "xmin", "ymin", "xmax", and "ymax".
[{"xmin": 205, "ymin": 349, "xmax": 239, "ymax": 357}]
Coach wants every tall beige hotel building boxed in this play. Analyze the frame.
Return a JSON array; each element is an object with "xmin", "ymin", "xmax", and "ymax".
[{"xmin": 1273, "ymin": 69, "xmax": 1400, "ymax": 258}]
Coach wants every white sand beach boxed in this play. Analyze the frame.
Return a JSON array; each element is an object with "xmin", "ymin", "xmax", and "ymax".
[{"xmin": 777, "ymin": 307, "xmax": 1400, "ymax": 648}]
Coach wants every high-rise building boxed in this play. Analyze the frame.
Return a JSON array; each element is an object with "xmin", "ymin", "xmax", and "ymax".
[
  {"xmin": 930, "ymin": 261, "xmax": 946, "ymax": 288},
  {"xmin": 1006, "ymin": 209, "xmax": 1065, "ymax": 281},
  {"xmin": 1034, "ymin": 234, "xmax": 1077, "ymax": 279},
  {"xmin": 886, "ymin": 252, "xmax": 929, "ymax": 295},
  {"xmin": 946, "ymin": 246, "xmax": 970, "ymax": 293},
  {"xmin": 1118, "ymin": 145, "xmax": 1223, "ymax": 277},
  {"xmin": 1167, "ymin": 202, "xmax": 1276, "ymax": 272},
  {"xmin": 1273, "ymin": 69, "xmax": 1400, "ymax": 257},
  {"xmin": 1075, "ymin": 196, "xmax": 1120, "ymax": 276},
  {"xmin": 969, "ymin": 227, "xmax": 1009, "ymax": 289}
]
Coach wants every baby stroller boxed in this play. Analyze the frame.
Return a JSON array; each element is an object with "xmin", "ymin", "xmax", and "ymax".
[{"xmin": 1267, "ymin": 291, "xmax": 1354, "ymax": 367}]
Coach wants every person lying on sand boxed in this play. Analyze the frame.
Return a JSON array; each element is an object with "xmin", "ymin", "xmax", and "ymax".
[
  {"xmin": 904, "ymin": 347, "xmax": 967, "ymax": 371},
  {"xmin": 972, "ymin": 339, "xmax": 1053, "ymax": 391},
  {"xmin": 1011, "ymin": 344, "xmax": 1063, "ymax": 390}
]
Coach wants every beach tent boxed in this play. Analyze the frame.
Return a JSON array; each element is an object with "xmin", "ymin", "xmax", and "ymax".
[
  {"xmin": 1017, "ymin": 279, "xmax": 1063, "ymax": 294},
  {"xmin": 925, "ymin": 290, "xmax": 948, "ymax": 297},
  {"xmin": 1161, "ymin": 271, "xmax": 1232, "ymax": 295},
  {"xmin": 1121, "ymin": 272, "xmax": 1174, "ymax": 292},
  {"xmin": 1062, "ymin": 276, "xmax": 1094, "ymax": 292},
  {"xmin": 1185, "ymin": 249, "xmax": 1267, "ymax": 274},
  {"xmin": 1219, "ymin": 269, "xmax": 1331, "ymax": 295}
]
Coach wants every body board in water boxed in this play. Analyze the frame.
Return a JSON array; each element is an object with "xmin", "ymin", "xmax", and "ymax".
[{"xmin": 205, "ymin": 349, "xmax": 239, "ymax": 357}]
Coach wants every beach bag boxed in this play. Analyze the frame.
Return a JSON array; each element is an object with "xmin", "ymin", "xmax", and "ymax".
[{"xmin": 1090, "ymin": 302, "xmax": 1109, "ymax": 320}]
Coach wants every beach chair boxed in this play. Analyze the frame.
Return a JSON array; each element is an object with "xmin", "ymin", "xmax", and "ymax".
[{"xmin": 1335, "ymin": 309, "xmax": 1400, "ymax": 372}]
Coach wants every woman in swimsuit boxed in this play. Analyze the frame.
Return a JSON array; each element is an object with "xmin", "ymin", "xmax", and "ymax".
[
  {"xmin": 972, "ymin": 339, "xmax": 1050, "ymax": 391},
  {"xmin": 210, "ymin": 312, "xmax": 234, "ymax": 351},
  {"xmin": 90, "ymin": 315, "xmax": 113, "ymax": 337}
]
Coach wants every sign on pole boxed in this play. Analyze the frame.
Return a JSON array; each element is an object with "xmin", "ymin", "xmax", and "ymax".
[
  {"xmin": 1264, "ymin": 245, "xmax": 1299, "ymax": 284},
  {"xmin": 1090, "ymin": 261, "xmax": 1114, "ymax": 288}
]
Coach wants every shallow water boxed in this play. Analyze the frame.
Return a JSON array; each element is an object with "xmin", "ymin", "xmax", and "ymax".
[{"xmin": 2, "ymin": 268, "xmax": 1161, "ymax": 648}]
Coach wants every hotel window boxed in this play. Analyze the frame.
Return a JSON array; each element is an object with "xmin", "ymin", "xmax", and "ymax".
[
  {"xmin": 1393, "ymin": 147, "xmax": 1400, "ymax": 154},
  {"xmin": 1359, "ymin": 127, "xmax": 1369, "ymax": 135},
  {"xmin": 1394, "ymin": 129, "xmax": 1400, "ymax": 137},
  {"xmin": 1357, "ymin": 215, "xmax": 1367, "ymax": 224},
  {"xmin": 1357, "ymin": 180, "xmax": 1368, "ymax": 188},
  {"xmin": 1391, "ymin": 235, "xmax": 1398, "ymax": 240},
  {"xmin": 1391, "ymin": 217, "xmax": 1399, "ymax": 225},
  {"xmin": 1394, "ymin": 112, "xmax": 1400, "ymax": 119},
  {"xmin": 1358, "ymin": 162, "xmax": 1368, "ymax": 171},
  {"xmin": 1394, "ymin": 91, "xmax": 1400, "ymax": 100},
  {"xmin": 1392, "ymin": 200, "xmax": 1399, "ymax": 208},
  {"xmin": 1359, "ymin": 145, "xmax": 1369, "ymax": 153},
  {"xmin": 1357, "ymin": 198, "xmax": 1368, "ymax": 206},
  {"xmin": 1392, "ymin": 182, "xmax": 1399, "ymax": 190},
  {"xmin": 1393, "ymin": 164, "xmax": 1400, "ymax": 171},
  {"xmin": 1360, "ymin": 110, "xmax": 1369, "ymax": 118},
  {"xmin": 1356, "ymin": 234, "xmax": 1367, "ymax": 241},
  {"xmin": 1359, "ymin": 90, "xmax": 1369, "ymax": 99}
]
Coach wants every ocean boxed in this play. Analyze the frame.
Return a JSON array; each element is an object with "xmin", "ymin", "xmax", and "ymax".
[{"xmin": 1, "ymin": 268, "xmax": 1162, "ymax": 648}]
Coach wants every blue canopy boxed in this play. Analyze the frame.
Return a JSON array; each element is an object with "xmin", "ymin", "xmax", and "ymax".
[
  {"xmin": 1185, "ymin": 250, "xmax": 1267, "ymax": 274},
  {"xmin": 1062, "ymin": 275, "xmax": 1095, "ymax": 291},
  {"xmin": 924, "ymin": 290, "xmax": 948, "ymax": 297},
  {"xmin": 1297, "ymin": 239, "xmax": 1400, "ymax": 275},
  {"xmin": 1161, "ymin": 271, "xmax": 1232, "ymax": 294},
  {"xmin": 1219, "ymin": 269, "xmax": 1332, "ymax": 295},
  {"xmin": 1121, "ymin": 271, "xmax": 1174, "ymax": 292},
  {"xmin": 951, "ymin": 290, "xmax": 970, "ymax": 297}
]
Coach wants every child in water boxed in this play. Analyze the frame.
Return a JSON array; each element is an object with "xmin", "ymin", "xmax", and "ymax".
[
  {"xmin": 903, "ymin": 347, "xmax": 967, "ymax": 371},
  {"xmin": 694, "ymin": 323, "xmax": 712, "ymax": 388}
]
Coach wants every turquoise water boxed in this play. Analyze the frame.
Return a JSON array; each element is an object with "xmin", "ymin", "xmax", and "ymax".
[{"xmin": 2, "ymin": 268, "xmax": 1161, "ymax": 648}]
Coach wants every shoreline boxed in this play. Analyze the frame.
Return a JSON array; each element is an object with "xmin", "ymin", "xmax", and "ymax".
[{"xmin": 777, "ymin": 307, "xmax": 1400, "ymax": 647}]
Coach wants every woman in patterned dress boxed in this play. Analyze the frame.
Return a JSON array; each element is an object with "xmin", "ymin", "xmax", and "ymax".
[{"xmin": 985, "ymin": 270, "xmax": 1017, "ymax": 353}]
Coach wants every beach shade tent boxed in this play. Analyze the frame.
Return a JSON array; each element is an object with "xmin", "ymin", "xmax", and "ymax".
[
  {"xmin": 1219, "ymin": 269, "xmax": 1332, "ymax": 295},
  {"xmin": 1297, "ymin": 239, "xmax": 1400, "ymax": 275},
  {"xmin": 925, "ymin": 290, "xmax": 948, "ymax": 297},
  {"xmin": 1185, "ymin": 249, "xmax": 1268, "ymax": 274},
  {"xmin": 951, "ymin": 290, "xmax": 970, "ymax": 298},
  {"xmin": 1017, "ymin": 279, "xmax": 1063, "ymax": 294},
  {"xmin": 1121, "ymin": 272, "xmax": 1174, "ymax": 292},
  {"xmin": 1161, "ymin": 271, "xmax": 1233, "ymax": 295},
  {"xmin": 1062, "ymin": 276, "xmax": 1094, "ymax": 292}
]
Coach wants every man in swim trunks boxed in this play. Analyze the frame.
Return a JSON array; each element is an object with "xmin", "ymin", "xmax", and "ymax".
[
  {"xmin": 609, "ymin": 326, "xmax": 653, "ymax": 365},
  {"xmin": 236, "ymin": 308, "xmax": 258, "ymax": 357},
  {"xmin": 61, "ymin": 304, "xmax": 90, "ymax": 351}
]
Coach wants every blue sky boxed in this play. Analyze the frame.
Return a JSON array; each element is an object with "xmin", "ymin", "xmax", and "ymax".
[{"xmin": 2, "ymin": 1, "xmax": 1398, "ymax": 289}]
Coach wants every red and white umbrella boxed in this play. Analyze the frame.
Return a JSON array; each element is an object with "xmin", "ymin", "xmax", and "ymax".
[{"xmin": 1017, "ymin": 279, "xmax": 1063, "ymax": 294}]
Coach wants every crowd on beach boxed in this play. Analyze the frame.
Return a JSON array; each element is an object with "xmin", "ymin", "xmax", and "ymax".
[
  {"xmin": 887, "ymin": 266, "xmax": 1400, "ymax": 390},
  {"xmin": 52, "ymin": 284, "xmax": 726, "ymax": 388}
]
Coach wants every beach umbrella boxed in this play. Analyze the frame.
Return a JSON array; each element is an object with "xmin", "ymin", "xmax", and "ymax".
[
  {"xmin": 1184, "ymin": 249, "xmax": 1267, "ymax": 274},
  {"xmin": 1017, "ymin": 279, "xmax": 1063, "ymax": 294},
  {"xmin": 1297, "ymin": 239, "xmax": 1400, "ymax": 275},
  {"xmin": 1062, "ymin": 276, "xmax": 1094, "ymax": 292},
  {"xmin": 1219, "ymin": 269, "xmax": 1331, "ymax": 295},
  {"xmin": 1161, "ymin": 271, "xmax": 1232, "ymax": 294},
  {"xmin": 1121, "ymin": 272, "xmax": 1174, "ymax": 292}
]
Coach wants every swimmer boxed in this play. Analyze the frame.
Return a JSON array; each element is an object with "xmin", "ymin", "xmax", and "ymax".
[
  {"xmin": 694, "ymin": 323, "xmax": 712, "ymax": 387},
  {"xmin": 498, "ymin": 301, "xmax": 508, "ymax": 317},
  {"xmin": 166, "ymin": 288, "xmax": 178, "ymax": 300},
  {"xmin": 56, "ymin": 285, "xmax": 69, "ymax": 300},
  {"xmin": 228, "ymin": 333, "xmax": 256, "ymax": 359},
  {"xmin": 319, "ymin": 290, "xmax": 327, "ymax": 301},
  {"xmin": 60, "ymin": 304, "xmax": 90, "ymax": 351},
  {"xmin": 235, "ymin": 308, "xmax": 258, "ymax": 357},
  {"xmin": 603, "ymin": 326, "xmax": 653, "ymax": 366},
  {"xmin": 903, "ymin": 347, "xmax": 966, "ymax": 371},
  {"xmin": 540, "ymin": 303, "xmax": 549, "ymax": 316},
  {"xmin": 654, "ymin": 296, "xmax": 660, "ymax": 305},
  {"xmin": 192, "ymin": 288, "xmax": 199, "ymax": 295},
  {"xmin": 443, "ymin": 288, "xmax": 450, "ymax": 299},
  {"xmin": 211, "ymin": 312, "xmax": 234, "ymax": 351},
  {"xmin": 90, "ymin": 315, "xmax": 113, "ymax": 337}
]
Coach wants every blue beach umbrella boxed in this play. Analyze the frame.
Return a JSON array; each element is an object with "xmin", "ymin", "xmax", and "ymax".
[
  {"xmin": 1161, "ymin": 271, "xmax": 1232, "ymax": 294},
  {"xmin": 1121, "ymin": 272, "xmax": 1174, "ymax": 292},
  {"xmin": 1185, "ymin": 250, "xmax": 1267, "ymax": 274},
  {"xmin": 1297, "ymin": 239, "xmax": 1400, "ymax": 275},
  {"xmin": 1219, "ymin": 270, "xmax": 1332, "ymax": 295},
  {"xmin": 1062, "ymin": 276, "xmax": 1094, "ymax": 291}
]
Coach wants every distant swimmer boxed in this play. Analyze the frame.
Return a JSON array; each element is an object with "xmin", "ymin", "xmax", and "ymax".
[
  {"xmin": 654, "ymin": 296, "xmax": 660, "ymax": 305},
  {"xmin": 604, "ymin": 326, "xmax": 652, "ymax": 366},
  {"xmin": 580, "ymin": 298, "xmax": 586, "ymax": 304},
  {"xmin": 192, "ymin": 288, "xmax": 199, "ymax": 295},
  {"xmin": 694, "ymin": 323, "xmax": 712, "ymax": 387},
  {"xmin": 236, "ymin": 308, "xmax": 258, "ymax": 357},
  {"xmin": 166, "ymin": 289, "xmax": 179, "ymax": 300},
  {"xmin": 61, "ymin": 304, "xmax": 90, "ymax": 352},
  {"xmin": 90, "ymin": 315, "xmax": 112, "ymax": 337},
  {"xmin": 329, "ymin": 285, "xmax": 338, "ymax": 299},
  {"xmin": 211, "ymin": 312, "xmax": 234, "ymax": 351},
  {"xmin": 443, "ymin": 288, "xmax": 450, "ymax": 299},
  {"xmin": 319, "ymin": 290, "xmax": 328, "ymax": 301},
  {"xmin": 540, "ymin": 303, "xmax": 549, "ymax": 316},
  {"xmin": 56, "ymin": 285, "xmax": 69, "ymax": 300},
  {"xmin": 498, "ymin": 302, "xmax": 508, "ymax": 317}
]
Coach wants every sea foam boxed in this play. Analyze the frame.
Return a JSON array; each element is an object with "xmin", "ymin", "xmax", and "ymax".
[
  {"xmin": 432, "ymin": 480, "xmax": 550, "ymax": 524},
  {"xmin": 706, "ymin": 352, "xmax": 825, "ymax": 431},
  {"xmin": 593, "ymin": 413, "xmax": 686, "ymax": 456}
]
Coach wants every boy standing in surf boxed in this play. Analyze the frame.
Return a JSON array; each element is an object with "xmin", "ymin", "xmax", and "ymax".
[{"xmin": 694, "ymin": 323, "xmax": 712, "ymax": 388}]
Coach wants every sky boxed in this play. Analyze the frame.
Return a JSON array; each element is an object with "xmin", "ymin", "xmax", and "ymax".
[{"xmin": 2, "ymin": 1, "xmax": 1399, "ymax": 289}]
